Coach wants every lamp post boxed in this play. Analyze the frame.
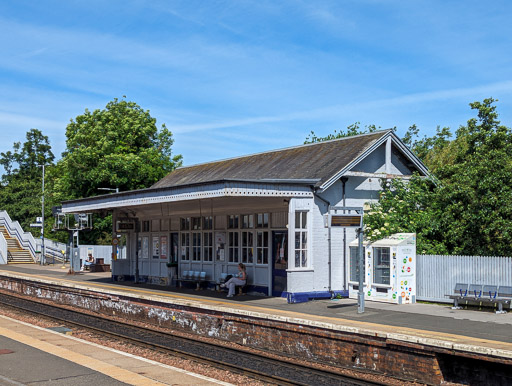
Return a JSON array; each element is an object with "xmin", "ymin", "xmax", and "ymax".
[{"xmin": 40, "ymin": 164, "xmax": 45, "ymax": 265}]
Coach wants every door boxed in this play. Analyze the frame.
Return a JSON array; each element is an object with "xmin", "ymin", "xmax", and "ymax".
[
  {"xmin": 169, "ymin": 232, "xmax": 179, "ymax": 282},
  {"xmin": 272, "ymin": 231, "xmax": 288, "ymax": 296}
]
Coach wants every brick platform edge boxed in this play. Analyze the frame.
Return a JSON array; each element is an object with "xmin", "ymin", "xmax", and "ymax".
[{"xmin": 1, "ymin": 274, "xmax": 511, "ymax": 385}]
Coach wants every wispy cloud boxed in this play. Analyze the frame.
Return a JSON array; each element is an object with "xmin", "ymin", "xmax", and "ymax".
[{"xmin": 168, "ymin": 80, "xmax": 512, "ymax": 133}]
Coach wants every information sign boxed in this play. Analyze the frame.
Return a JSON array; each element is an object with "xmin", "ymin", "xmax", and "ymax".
[{"xmin": 330, "ymin": 214, "xmax": 362, "ymax": 228}]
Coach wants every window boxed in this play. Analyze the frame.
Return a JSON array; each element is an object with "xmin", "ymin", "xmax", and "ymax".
[
  {"xmin": 294, "ymin": 211, "xmax": 308, "ymax": 268},
  {"xmin": 142, "ymin": 221, "xmax": 150, "ymax": 232},
  {"xmin": 191, "ymin": 217, "xmax": 201, "ymax": 230},
  {"xmin": 256, "ymin": 231, "xmax": 269, "ymax": 264},
  {"xmin": 228, "ymin": 215, "xmax": 239, "ymax": 229},
  {"xmin": 203, "ymin": 232, "xmax": 213, "ymax": 261},
  {"xmin": 241, "ymin": 231, "xmax": 254, "ymax": 263},
  {"xmin": 180, "ymin": 217, "xmax": 190, "ymax": 231},
  {"xmin": 180, "ymin": 233, "xmax": 190, "ymax": 260},
  {"xmin": 192, "ymin": 232, "xmax": 201, "ymax": 261},
  {"xmin": 349, "ymin": 246, "xmax": 366, "ymax": 282},
  {"xmin": 241, "ymin": 214, "xmax": 254, "ymax": 229},
  {"xmin": 373, "ymin": 247, "xmax": 390, "ymax": 285},
  {"xmin": 228, "ymin": 231, "xmax": 239, "ymax": 263},
  {"xmin": 142, "ymin": 236, "xmax": 149, "ymax": 259},
  {"xmin": 203, "ymin": 216, "xmax": 213, "ymax": 230},
  {"xmin": 256, "ymin": 213, "xmax": 269, "ymax": 228}
]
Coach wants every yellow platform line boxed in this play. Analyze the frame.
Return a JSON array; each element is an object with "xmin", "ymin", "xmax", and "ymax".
[
  {"xmin": 3, "ymin": 269, "xmax": 512, "ymax": 353},
  {"xmin": 0, "ymin": 325, "xmax": 166, "ymax": 386}
]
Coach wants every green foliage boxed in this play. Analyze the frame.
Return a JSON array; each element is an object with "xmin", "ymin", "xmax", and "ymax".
[
  {"xmin": 56, "ymin": 98, "xmax": 182, "ymax": 200},
  {"xmin": 304, "ymin": 122, "xmax": 382, "ymax": 144},
  {"xmin": 402, "ymin": 124, "xmax": 452, "ymax": 170},
  {"xmin": 53, "ymin": 98, "xmax": 183, "ymax": 244},
  {"xmin": 0, "ymin": 99, "xmax": 182, "ymax": 245},
  {"xmin": 432, "ymin": 98, "xmax": 512, "ymax": 256},
  {"xmin": 0, "ymin": 129, "xmax": 57, "ymax": 238},
  {"xmin": 364, "ymin": 177, "xmax": 448, "ymax": 254}
]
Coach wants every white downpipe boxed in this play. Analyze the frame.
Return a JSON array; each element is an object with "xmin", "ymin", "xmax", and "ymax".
[
  {"xmin": 0, "ymin": 232, "xmax": 7, "ymax": 264},
  {"xmin": 0, "ymin": 210, "xmax": 37, "ymax": 261}
]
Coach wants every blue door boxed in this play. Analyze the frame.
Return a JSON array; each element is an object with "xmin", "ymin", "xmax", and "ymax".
[{"xmin": 272, "ymin": 231, "xmax": 288, "ymax": 296}]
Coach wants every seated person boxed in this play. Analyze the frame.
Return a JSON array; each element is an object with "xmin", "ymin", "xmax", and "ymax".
[
  {"xmin": 220, "ymin": 263, "xmax": 247, "ymax": 297},
  {"xmin": 82, "ymin": 253, "xmax": 94, "ymax": 270}
]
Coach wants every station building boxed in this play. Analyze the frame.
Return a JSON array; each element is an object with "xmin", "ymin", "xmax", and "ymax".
[{"xmin": 61, "ymin": 130, "xmax": 429, "ymax": 298}]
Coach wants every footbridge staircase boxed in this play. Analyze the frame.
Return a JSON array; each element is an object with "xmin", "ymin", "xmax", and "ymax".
[{"xmin": 0, "ymin": 210, "xmax": 37, "ymax": 264}]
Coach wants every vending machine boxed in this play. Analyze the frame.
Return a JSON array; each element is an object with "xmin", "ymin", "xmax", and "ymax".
[{"xmin": 348, "ymin": 233, "xmax": 416, "ymax": 304}]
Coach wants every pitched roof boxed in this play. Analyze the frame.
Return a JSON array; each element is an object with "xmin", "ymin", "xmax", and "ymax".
[{"xmin": 152, "ymin": 130, "xmax": 397, "ymax": 190}]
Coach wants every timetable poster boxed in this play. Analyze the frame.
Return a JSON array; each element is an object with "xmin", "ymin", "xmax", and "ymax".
[
  {"xmin": 152, "ymin": 236, "xmax": 160, "ymax": 259},
  {"xmin": 160, "ymin": 236, "xmax": 168, "ymax": 259}
]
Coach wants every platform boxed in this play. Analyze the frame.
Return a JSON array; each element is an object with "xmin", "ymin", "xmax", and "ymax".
[
  {"xmin": 1, "ymin": 263, "xmax": 512, "ymax": 383},
  {"xmin": 0, "ymin": 314, "xmax": 227, "ymax": 385}
]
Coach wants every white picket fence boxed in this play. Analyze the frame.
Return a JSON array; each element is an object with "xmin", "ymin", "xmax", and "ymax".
[{"xmin": 417, "ymin": 254, "xmax": 512, "ymax": 302}]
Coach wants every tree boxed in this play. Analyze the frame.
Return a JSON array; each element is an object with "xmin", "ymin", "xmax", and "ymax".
[
  {"xmin": 54, "ymin": 98, "xmax": 183, "ymax": 243},
  {"xmin": 0, "ymin": 129, "xmax": 56, "ymax": 235},
  {"xmin": 432, "ymin": 98, "xmax": 512, "ymax": 256}
]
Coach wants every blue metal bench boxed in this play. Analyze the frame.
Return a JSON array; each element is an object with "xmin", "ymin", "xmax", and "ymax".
[
  {"xmin": 447, "ymin": 282, "xmax": 468, "ymax": 309},
  {"xmin": 447, "ymin": 283, "xmax": 510, "ymax": 314},
  {"xmin": 496, "ymin": 286, "xmax": 512, "ymax": 314}
]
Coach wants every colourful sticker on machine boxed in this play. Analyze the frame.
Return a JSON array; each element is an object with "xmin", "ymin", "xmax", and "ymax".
[
  {"xmin": 367, "ymin": 291, "xmax": 371, "ymax": 296},
  {"xmin": 392, "ymin": 293, "xmax": 396, "ymax": 299}
]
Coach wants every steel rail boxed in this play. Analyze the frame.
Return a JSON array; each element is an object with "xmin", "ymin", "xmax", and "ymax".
[{"xmin": 0, "ymin": 292, "xmax": 386, "ymax": 386}]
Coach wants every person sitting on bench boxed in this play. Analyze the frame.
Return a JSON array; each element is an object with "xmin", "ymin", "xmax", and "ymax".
[
  {"xmin": 82, "ymin": 253, "xmax": 94, "ymax": 270},
  {"xmin": 221, "ymin": 263, "xmax": 247, "ymax": 297}
]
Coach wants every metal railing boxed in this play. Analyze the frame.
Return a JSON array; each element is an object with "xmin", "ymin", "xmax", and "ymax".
[
  {"xmin": 0, "ymin": 210, "xmax": 37, "ymax": 262},
  {"xmin": 0, "ymin": 232, "xmax": 6, "ymax": 264}
]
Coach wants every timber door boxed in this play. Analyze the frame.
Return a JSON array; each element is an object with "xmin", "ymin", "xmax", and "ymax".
[{"xmin": 272, "ymin": 231, "xmax": 288, "ymax": 296}]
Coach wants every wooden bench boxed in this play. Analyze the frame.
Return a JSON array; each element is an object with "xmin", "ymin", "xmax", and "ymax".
[
  {"xmin": 446, "ymin": 283, "xmax": 510, "ymax": 314},
  {"xmin": 218, "ymin": 274, "xmax": 248, "ymax": 296},
  {"xmin": 90, "ymin": 258, "xmax": 111, "ymax": 273}
]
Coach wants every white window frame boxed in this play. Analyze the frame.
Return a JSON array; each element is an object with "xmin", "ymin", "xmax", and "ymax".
[
  {"xmin": 203, "ymin": 231, "xmax": 213, "ymax": 262},
  {"xmin": 180, "ymin": 232, "xmax": 190, "ymax": 261},
  {"xmin": 228, "ymin": 231, "xmax": 239, "ymax": 263},
  {"xmin": 192, "ymin": 232, "xmax": 201, "ymax": 261},
  {"xmin": 256, "ymin": 230, "xmax": 269, "ymax": 265},
  {"xmin": 241, "ymin": 230, "xmax": 254, "ymax": 264},
  {"xmin": 294, "ymin": 211, "xmax": 308, "ymax": 269}
]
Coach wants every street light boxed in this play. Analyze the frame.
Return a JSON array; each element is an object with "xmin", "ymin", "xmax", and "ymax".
[{"xmin": 40, "ymin": 164, "xmax": 45, "ymax": 265}]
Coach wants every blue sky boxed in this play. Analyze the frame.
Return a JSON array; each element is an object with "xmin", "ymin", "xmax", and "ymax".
[{"xmin": 1, "ymin": 1, "xmax": 512, "ymax": 169}]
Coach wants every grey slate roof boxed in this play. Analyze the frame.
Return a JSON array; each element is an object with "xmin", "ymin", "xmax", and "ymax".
[{"xmin": 152, "ymin": 130, "xmax": 393, "ymax": 190}]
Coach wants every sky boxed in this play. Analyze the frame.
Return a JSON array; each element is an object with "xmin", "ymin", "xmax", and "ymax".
[{"xmin": 1, "ymin": 1, "xmax": 512, "ymax": 170}]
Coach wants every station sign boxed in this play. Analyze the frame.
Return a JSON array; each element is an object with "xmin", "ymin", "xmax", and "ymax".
[
  {"xmin": 330, "ymin": 214, "xmax": 362, "ymax": 228},
  {"xmin": 30, "ymin": 223, "xmax": 43, "ymax": 227},
  {"xmin": 116, "ymin": 221, "xmax": 135, "ymax": 232}
]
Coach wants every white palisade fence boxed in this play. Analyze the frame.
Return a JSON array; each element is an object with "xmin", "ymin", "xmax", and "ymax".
[{"xmin": 417, "ymin": 254, "xmax": 512, "ymax": 302}]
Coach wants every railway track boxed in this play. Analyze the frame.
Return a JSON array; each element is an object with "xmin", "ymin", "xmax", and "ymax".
[{"xmin": 0, "ymin": 292, "xmax": 386, "ymax": 386}]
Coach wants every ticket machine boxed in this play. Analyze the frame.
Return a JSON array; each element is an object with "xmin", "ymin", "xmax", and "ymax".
[{"xmin": 348, "ymin": 233, "xmax": 416, "ymax": 304}]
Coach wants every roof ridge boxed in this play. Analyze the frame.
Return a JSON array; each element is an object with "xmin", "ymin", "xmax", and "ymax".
[{"xmin": 176, "ymin": 129, "xmax": 392, "ymax": 170}]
